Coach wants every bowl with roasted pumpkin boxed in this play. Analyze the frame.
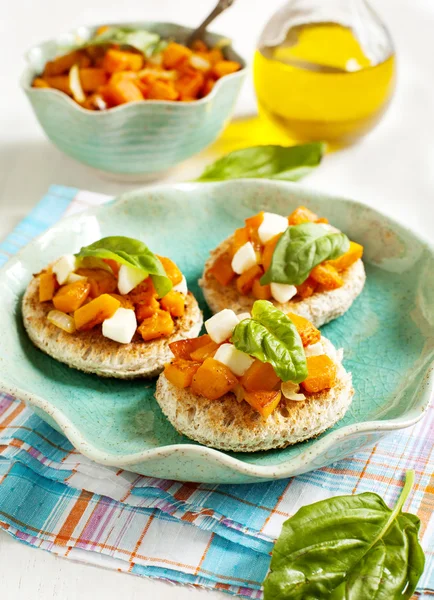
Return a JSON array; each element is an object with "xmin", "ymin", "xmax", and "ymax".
[
  {"xmin": 21, "ymin": 22, "xmax": 247, "ymax": 178},
  {"xmin": 0, "ymin": 180, "xmax": 432, "ymax": 483}
]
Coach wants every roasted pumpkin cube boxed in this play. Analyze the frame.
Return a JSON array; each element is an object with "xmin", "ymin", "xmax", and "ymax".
[
  {"xmin": 101, "ymin": 77, "xmax": 143, "ymax": 106},
  {"xmin": 310, "ymin": 263, "xmax": 344, "ymax": 290},
  {"xmin": 210, "ymin": 252, "xmax": 235, "ymax": 286},
  {"xmin": 262, "ymin": 234, "xmax": 281, "ymax": 272},
  {"xmin": 252, "ymin": 277, "xmax": 271, "ymax": 300},
  {"xmin": 164, "ymin": 359, "xmax": 201, "ymax": 389},
  {"xmin": 128, "ymin": 277, "xmax": 157, "ymax": 305},
  {"xmin": 296, "ymin": 277, "xmax": 317, "ymax": 299},
  {"xmin": 52, "ymin": 280, "xmax": 91, "ymax": 313},
  {"xmin": 160, "ymin": 290, "xmax": 185, "ymax": 317},
  {"xmin": 135, "ymin": 297, "xmax": 160, "ymax": 322},
  {"xmin": 175, "ymin": 70, "xmax": 204, "ymax": 100},
  {"xmin": 102, "ymin": 49, "xmax": 144, "ymax": 73},
  {"xmin": 39, "ymin": 272, "xmax": 57, "ymax": 302},
  {"xmin": 138, "ymin": 309, "xmax": 174, "ymax": 341},
  {"xmin": 190, "ymin": 341, "xmax": 220, "ymax": 362},
  {"xmin": 243, "ymin": 390, "xmax": 281, "ymax": 418},
  {"xmin": 301, "ymin": 355, "xmax": 337, "ymax": 394},
  {"xmin": 240, "ymin": 360, "xmax": 280, "ymax": 392},
  {"xmin": 288, "ymin": 206, "xmax": 321, "ymax": 225},
  {"xmin": 103, "ymin": 259, "xmax": 120, "ymax": 276},
  {"xmin": 148, "ymin": 79, "xmax": 179, "ymax": 100},
  {"xmin": 43, "ymin": 75, "xmax": 71, "ymax": 95},
  {"xmin": 202, "ymin": 78, "xmax": 215, "ymax": 96},
  {"xmin": 245, "ymin": 211, "xmax": 264, "ymax": 245},
  {"xmin": 169, "ymin": 334, "xmax": 212, "ymax": 360},
  {"xmin": 43, "ymin": 50, "xmax": 87, "ymax": 76},
  {"xmin": 208, "ymin": 48, "xmax": 224, "ymax": 65},
  {"xmin": 212, "ymin": 60, "xmax": 241, "ymax": 78},
  {"xmin": 191, "ymin": 357, "xmax": 238, "ymax": 400},
  {"xmin": 327, "ymin": 241, "xmax": 363, "ymax": 272},
  {"xmin": 236, "ymin": 265, "xmax": 263, "ymax": 295},
  {"xmin": 108, "ymin": 293, "xmax": 134, "ymax": 309},
  {"xmin": 287, "ymin": 313, "xmax": 320, "ymax": 347},
  {"xmin": 163, "ymin": 42, "xmax": 193, "ymax": 69},
  {"xmin": 157, "ymin": 256, "xmax": 183, "ymax": 286},
  {"xmin": 191, "ymin": 40, "xmax": 208, "ymax": 53},
  {"xmin": 33, "ymin": 78, "xmax": 51, "ymax": 89},
  {"xmin": 232, "ymin": 227, "xmax": 250, "ymax": 257},
  {"xmin": 78, "ymin": 68, "xmax": 108, "ymax": 92},
  {"xmin": 75, "ymin": 268, "xmax": 117, "ymax": 298},
  {"xmin": 74, "ymin": 293, "xmax": 120, "ymax": 331}
]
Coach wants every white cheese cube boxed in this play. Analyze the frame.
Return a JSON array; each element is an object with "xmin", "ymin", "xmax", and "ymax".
[
  {"xmin": 117, "ymin": 264, "xmax": 147, "ymax": 295},
  {"xmin": 66, "ymin": 272, "xmax": 87, "ymax": 284},
  {"xmin": 205, "ymin": 309, "xmax": 239, "ymax": 344},
  {"xmin": 231, "ymin": 242, "xmax": 257, "ymax": 275},
  {"xmin": 214, "ymin": 343, "xmax": 255, "ymax": 377},
  {"xmin": 271, "ymin": 282, "xmax": 297, "ymax": 303},
  {"xmin": 102, "ymin": 308, "xmax": 137, "ymax": 344},
  {"xmin": 258, "ymin": 212, "xmax": 289, "ymax": 244},
  {"xmin": 237, "ymin": 312, "xmax": 251, "ymax": 322},
  {"xmin": 172, "ymin": 275, "xmax": 188, "ymax": 295},
  {"xmin": 52, "ymin": 254, "xmax": 77, "ymax": 285}
]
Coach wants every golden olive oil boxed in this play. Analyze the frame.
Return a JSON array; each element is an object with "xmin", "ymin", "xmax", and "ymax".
[{"xmin": 253, "ymin": 23, "xmax": 396, "ymax": 146}]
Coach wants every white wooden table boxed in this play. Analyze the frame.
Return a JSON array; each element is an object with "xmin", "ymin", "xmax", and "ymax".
[{"xmin": 1, "ymin": 0, "xmax": 433, "ymax": 597}]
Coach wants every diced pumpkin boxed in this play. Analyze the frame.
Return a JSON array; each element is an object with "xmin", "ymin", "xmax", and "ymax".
[
  {"xmin": 160, "ymin": 290, "xmax": 185, "ymax": 317},
  {"xmin": 108, "ymin": 293, "xmax": 134, "ymax": 309},
  {"xmin": 212, "ymin": 60, "xmax": 241, "ymax": 78},
  {"xmin": 240, "ymin": 360, "xmax": 280, "ymax": 392},
  {"xmin": 157, "ymin": 256, "xmax": 183, "ymax": 286},
  {"xmin": 75, "ymin": 268, "xmax": 117, "ymax": 298},
  {"xmin": 43, "ymin": 75, "xmax": 71, "ymax": 95},
  {"xmin": 310, "ymin": 263, "xmax": 344, "ymax": 290},
  {"xmin": 301, "ymin": 355, "xmax": 337, "ymax": 394},
  {"xmin": 262, "ymin": 233, "xmax": 281, "ymax": 272},
  {"xmin": 163, "ymin": 42, "xmax": 193, "ymax": 69},
  {"xmin": 128, "ymin": 277, "xmax": 157, "ymax": 304},
  {"xmin": 207, "ymin": 48, "xmax": 224, "ymax": 65},
  {"xmin": 39, "ymin": 272, "xmax": 57, "ymax": 302},
  {"xmin": 101, "ymin": 78, "xmax": 143, "ymax": 106},
  {"xmin": 245, "ymin": 211, "xmax": 264, "ymax": 250},
  {"xmin": 135, "ymin": 298, "xmax": 160, "ymax": 322},
  {"xmin": 74, "ymin": 293, "xmax": 120, "ymax": 331},
  {"xmin": 191, "ymin": 40, "xmax": 209, "ymax": 53},
  {"xmin": 169, "ymin": 334, "xmax": 212, "ymax": 360},
  {"xmin": 236, "ymin": 264, "xmax": 263, "ymax": 295},
  {"xmin": 190, "ymin": 341, "xmax": 220, "ymax": 362},
  {"xmin": 327, "ymin": 241, "xmax": 363, "ymax": 272},
  {"xmin": 148, "ymin": 79, "xmax": 179, "ymax": 100},
  {"xmin": 52, "ymin": 280, "xmax": 91, "ymax": 313},
  {"xmin": 102, "ymin": 258, "xmax": 120, "ymax": 275},
  {"xmin": 78, "ymin": 68, "xmax": 108, "ymax": 92},
  {"xmin": 164, "ymin": 359, "xmax": 201, "ymax": 389},
  {"xmin": 288, "ymin": 206, "xmax": 320, "ymax": 225},
  {"xmin": 102, "ymin": 49, "xmax": 144, "ymax": 73},
  {"xmin": 33, "ymin": 78, "xmax": 51, "ymax": 89},
  {"xmin": 252, "ymin": 277, "xmax": 272, "ymax": 300},
  {"xmin": 231, "ymin": 227, "xmax": 250, "ymax": 257},
  {"xmin": 43, "ymin": 50, "xmax": 87, "ymax": 76},
  {"xmin": 296, "ymin": 276, "xmax": 317, "ymax": 299},
  {"xmin": 287, "ymin": 313, "xmax": 320, "ymax": 347},
  {"xmin": 202, "ymin": 78, "xmax": 215, "ymax": 96},
  {"xmin": 210, "ymin": 252, "xmax": 235, "ymax": 286},
  {"xmin": 243, "ymin": 390, "xmax": 281, "ymax": 418},
  {"xmin": 191, "ymin": 357, "xmax": 238, "ymax": 400},
  {"xmin": 137, "ymin": 309, "xmax": 174, "ymax": 341},
  {"xmin": 175, "ymin": 70, "xmax": 204, "ymax": 100}
]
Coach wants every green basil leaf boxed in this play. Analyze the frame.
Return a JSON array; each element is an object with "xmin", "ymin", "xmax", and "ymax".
[
  {"xmin": 195, "ymin": 143, "xmax": 325, "ymax": 183},
  {"xmin": 231, "ymin": 300, "xmax": 307, "ymax": 382},
  {"xmin": 261, "ymin": 222, "xmax": 350, "ymax": 286},
  {"xmin": 264, "ymin": 470, "xmax": 425, "ymax": 600},
  {"xmin": 75, "ymin": 236, "xmax": 172, "ymax": 298},
  {"xmin": 78, "ymin": 27, "xmax": 161, "ymax": 55}
]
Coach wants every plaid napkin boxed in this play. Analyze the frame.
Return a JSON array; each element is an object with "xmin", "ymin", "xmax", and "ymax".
[{"xmin": 0, "ymin": 185, "xmax": 433, "ymax": 598}]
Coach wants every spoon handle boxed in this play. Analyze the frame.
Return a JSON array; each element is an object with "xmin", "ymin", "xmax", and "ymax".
[{"xmin": 187, "ymin": 0, "xmax": 236, "ymax": 46}]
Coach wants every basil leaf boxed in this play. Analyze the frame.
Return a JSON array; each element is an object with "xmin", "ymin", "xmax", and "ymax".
[
  {"xmin": 264, "ymin": 470, "xmax": 425, "ymax": 600},
  {"xmin": 231, "ymin": 300, "xmax": 307, "ymax": 382},
  {"xmin": 79, "ymin": 27, "xmax": 161, "ymax": 55},
  {"xmin": 195, "ymin": 143, "xmax": 325, "ymax": 183},
  {"xmin": 261, "ymin": 222, "xmax": 350, "ymax": 286},
  {"xmin": 75, "ymin": 236, "xmax": 172, "ymax": 298}
]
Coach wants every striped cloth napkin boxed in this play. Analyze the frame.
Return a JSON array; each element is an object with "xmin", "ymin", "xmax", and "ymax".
[{"xmin": 0, "ymin": 185, "xmax": 433, "ymax": 598}]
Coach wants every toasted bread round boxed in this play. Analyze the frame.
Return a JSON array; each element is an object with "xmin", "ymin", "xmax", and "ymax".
[
  {"xmin": 199, "ymin": 235, "xmax": 366, "ymax": 327},
  {"xmin": 22, "ymin": 275, "xmax": 203, "ymax": 379},
  {"xmin": 155, "ymin": 338, "xmax": 353, "ymax": 452}
]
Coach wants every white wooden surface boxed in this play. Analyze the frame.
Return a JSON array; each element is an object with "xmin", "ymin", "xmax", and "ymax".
[{"xmin": 1, "ymin": 0, "xmax": 434, "ymax": 598}]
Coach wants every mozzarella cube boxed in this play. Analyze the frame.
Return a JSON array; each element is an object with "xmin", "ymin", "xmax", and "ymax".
[
  {"xmin": 214, "ymin": 343, "xmax": 255, "ymax": 377},
  {"xmin": 258, "ymin": 212, "xmax": 289, "ymax": 244},
  {"xmin": 66, "ymin": 272, "xmax": 87, "ymax": 284},
  {"xmin": 231, "ymin": 242, "xmax": 257, "ymax": 275},
  {"xmin": 237, "ymin": 312, "xmax": 251, "ymax": 322},
  {"xmin": 102, "ymin": 308, "xmax": 137, "ymax": 344},
  {"xmin": 205, "ymin": 309, "xmax": 239, "ymax": 344},
  {"xmin": 52, "ymin": 254, "xmax": 77, "ymax": 285},
  {"xmin": 172, "ymin": 275, "xmax": 188, "ymax": 295},
  {"xmin": 270, "ymin": 282, "xmax": 297, "ymax": 303},
  {"xmin": 117, "ymin": 264, "xmax": 147, "ymax": 295}
]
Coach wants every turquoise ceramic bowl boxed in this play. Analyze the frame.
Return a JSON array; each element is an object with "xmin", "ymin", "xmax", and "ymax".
[
  {"xmin": 0, "ymin": 180, "xmax": 433, "ymax": 483},
  {"xmin": 21, "ymin": 22, "xmax": 247, "ymax": 178}
]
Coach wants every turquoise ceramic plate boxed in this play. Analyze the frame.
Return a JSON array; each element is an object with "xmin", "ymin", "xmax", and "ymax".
[{"xmin": 0, "ymin": 181, "xmax": 433, "ymax": 483}]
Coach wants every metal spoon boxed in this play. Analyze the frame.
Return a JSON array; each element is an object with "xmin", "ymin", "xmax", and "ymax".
[{"xmin": 187, "ymin": 0, "xmax": 236, "ymax": 47}]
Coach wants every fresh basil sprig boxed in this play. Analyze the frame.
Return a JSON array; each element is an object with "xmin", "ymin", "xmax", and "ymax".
[
  {"xmin": 231, "ymin": 300, "xmax": 307, "ymax": 382},
  {"xmin": 78, "ymin": 27, "xmax": 164, "ymax": 57},
  {"xmin": 75, "ymin": 236, "xmax": 172, "ymax": 298},
  {"xmin": 264, "ymin": 470, "xmax": 425, "ymax": 600},
  {"xmin": 195, "ymin": 143, "xmax": 325, "ymax": 183},
  {"xmin": 261, "ymin": 222, "xmax": 349, "ymax": 286}
]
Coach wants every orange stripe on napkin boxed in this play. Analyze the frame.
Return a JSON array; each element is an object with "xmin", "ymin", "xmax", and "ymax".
[{"xmin": 54, "ymin": 490, "xmax": 93, "ymax": 546}]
